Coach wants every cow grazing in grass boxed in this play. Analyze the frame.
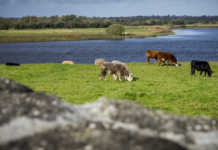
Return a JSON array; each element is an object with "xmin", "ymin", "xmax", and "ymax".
[
  {"xmin": 191, "ymin": 60, "xmax": 213, "ymax": 77},
  {"xmin": 146, "ymin": 50, "xmax": 160, "ymax": 63},
  {"xmin": 95, "ymin": 58, "xmax": 107, "ymax": 65},
  {"xmin": 111, "ymin": 60, "xmax": 129, "ymax": 71},
  {"xmin": 157, "ymin": 52, "xmax": 180, "ymax": 66},
  {"xmin": 5, "ymin": 62, "xmax": 20, "ymax": 66},
  {"xmin": 62, "ymin": 61, "xmax": 74, "ymax": 65},
  {"xmin": 99, "ymin": 62, "xmax": 133, "ymax": 82}
]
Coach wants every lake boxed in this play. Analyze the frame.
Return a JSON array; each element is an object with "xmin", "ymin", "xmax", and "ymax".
[{"xmin": 0, "ymin": 28, "xmax": 218, "ymax": 64}]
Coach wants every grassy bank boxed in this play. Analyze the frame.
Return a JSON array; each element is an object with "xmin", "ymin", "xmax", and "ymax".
[
  {"xmin": 0, "ymin": 62, "xmax": 218, "ymax": 118},
  {"xmin": 173, "ymin": 23, "xmax": 218, "ymax": 29},
  {"xmin": 1, "ymin": 24, "xmax": 218, "ymax": 43},
  {"xmin": 0, "ymin": 26, "xmax": 172, "ymax": 43}
]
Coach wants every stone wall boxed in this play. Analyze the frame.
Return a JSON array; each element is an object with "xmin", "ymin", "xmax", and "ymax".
[{"xmin": 0, "ymin": 77, "xmax": 217, "ymax": 150}]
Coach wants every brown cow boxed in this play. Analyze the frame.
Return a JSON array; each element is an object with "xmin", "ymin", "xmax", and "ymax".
[
  {"xmin": 62, "ymin": 60, "xmax": 74, "ymax": 65},
  {"xmin": 146, "ymin": 50, "xmax": 160, "ymax": 62},
  {"xmin": 157, "ymin": 52, "xmax": 180, "ymax": 66}
]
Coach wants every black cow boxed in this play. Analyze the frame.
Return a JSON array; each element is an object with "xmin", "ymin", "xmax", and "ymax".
[
  {"xmin": 5, "ymin": 62, "xmax": 20, "ymax": 66},
  {"xmin": 191, "ymin": 60, "xmax": 213, "ymax": 77}
]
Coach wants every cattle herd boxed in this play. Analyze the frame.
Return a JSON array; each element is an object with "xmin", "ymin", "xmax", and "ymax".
[{"xmin": 95, "ymin": 50, "xmax": 214, "ymax": 82}]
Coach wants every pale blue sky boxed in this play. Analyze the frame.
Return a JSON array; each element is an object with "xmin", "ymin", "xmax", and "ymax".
[{"xmin": 0, "ymin": 0, "xmax": 218, "ymax": 17}]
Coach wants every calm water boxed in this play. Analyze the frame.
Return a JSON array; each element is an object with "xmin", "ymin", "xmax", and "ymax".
[{"xmin": 0, "ymin": 28, "xmax": 218, "ymax": 64}]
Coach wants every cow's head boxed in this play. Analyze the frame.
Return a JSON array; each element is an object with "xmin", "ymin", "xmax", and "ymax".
[{"xmin": 125, "ymin": 73, "xmax": 134, "ymax": 82}]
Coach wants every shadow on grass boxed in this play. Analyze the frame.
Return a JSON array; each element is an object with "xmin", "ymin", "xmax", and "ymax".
[
  {"xmin": 160, "ymin": 63, "xmax": 182, "ymax": 67},
  {"xmin": 133, "ymin": 77, "xmax": 139, "ymax": 81}
]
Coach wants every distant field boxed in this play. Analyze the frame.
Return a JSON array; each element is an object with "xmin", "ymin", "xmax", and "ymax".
[
  {"xmin": 0, "ymin": 62, "xmax": 217, "ymax": 118},
  {"xmin": 185, "ymin": 24, "xmax": 218, "ymax": 28},
  {"xmin": 1, "ymin": 24, "xmax": 218, "ymax": 43},
  {"xmin": 0, "ymin": 26, "xmax": 172, "ymax": 43},
  {"xmin": 173, "ymin": 23, "xmax": 218, "ymax": 29}
]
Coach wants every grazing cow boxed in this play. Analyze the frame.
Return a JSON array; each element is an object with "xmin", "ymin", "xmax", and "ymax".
[
  {"xmin": 95, "ymin": 58, "xmax": 107, "ymax": 65},
  {"xmin": 111, "ymin": 60, "xmax": 129, "ymax": 71},
  {"xmin": 191, "ymin": 60, "xmax": 213, "ymax": 77},
  {"xmin": 62, "ymin": 61, "xmax": 74, "ymax": 65},
  {"xmin": 99, "ymin": 62, "xmax": 133, "ymax": 82},
  {"xmin": 146, "ymin": 50, "xmax": 160, "ymax": 62},
  {"xmin": 157, "ymin": 52, "xmax": 180, "ymax": 66},
  {"xmin": 5, "ymin": 62, "xmax": 20, "ymax": 66}
]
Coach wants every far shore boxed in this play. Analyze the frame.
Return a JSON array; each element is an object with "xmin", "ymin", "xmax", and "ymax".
[{"xmin": 0, "ymin": 24, "xmax": 218, "ymax": 43}]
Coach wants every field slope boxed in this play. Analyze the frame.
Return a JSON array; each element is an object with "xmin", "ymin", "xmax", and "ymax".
[
  {"xmin": 0, "ymin": 26, "xmax": 172, "ymax": 43},
  {"xmin": 0, "ymin": 62, "xmax": 218, "ymax": 118}
]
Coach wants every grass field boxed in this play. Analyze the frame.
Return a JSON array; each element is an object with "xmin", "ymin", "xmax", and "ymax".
[
  {"xmin": 0, "ymin": 62, "xmax": 218, "ymax": 118},
  {"xmin": 175, "ymin": 24, "xmax": 218, "ymax": 29},
  {"xmin": 0, "ymin": 26, "xmax": 172, "ymax": 43}
]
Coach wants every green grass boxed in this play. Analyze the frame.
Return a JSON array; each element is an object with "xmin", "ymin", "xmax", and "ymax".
[
  {"xmin": 0, "ymin": 62, "xmax": 218, "ymax": 118},
  {"xmin": 173, "ymin": 24, "xmax": 218, "ymax": 29},
  {"xmin": 125, "ymin": 25, "xmax": 173, "ymax": 37},
  {"xmin": 1, "ymin": 24, "xmax": 218, "ymax": 43},
  {"xmin": 0, "ymin": 26, "xmax": 172, "ymax": 43},
  {"xmin": 0, "ymin": 28, "xmax": 120, "ymax": 43}
]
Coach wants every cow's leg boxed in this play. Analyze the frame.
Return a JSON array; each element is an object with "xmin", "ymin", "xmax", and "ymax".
[
  {"xmin": 207, "ymin": 70, "xmax": 212, "ymax": 77},
  {"xmin": 191, "ymin": 66, "xmax": 195, "ymax": 75},
  {"xmin": 113, "ymin": 74, "xmax": 117, "ymax": 80},
  {"xmin": 117, "ymin": 72, "xmax": 122, "ymax": 81},
  {"xmin": 146, "ymin": 56, "xmax": 150, "ymax": 63},
  {"xmin": 161, "ymin": 58, "xmax": 167, "ymax": 66},
  {"xmin": 200, "ymin": 71, "xmax": 203, "ymax": 76},
  {"xmin": 157, "ymin": 57, "xmax": 162, "ymax": 66},
  {"xmin": 104, "ymin": 71, "xmax": 109, "ymax": 80},
  {"xmin": 99, "ymin": 69, "xmax": 107, "ymax": 80},
  {"xmin": 204, "ymin": 71, "xmax": 207, "ymax": 77},
  {"xmin": 204, "ymin": 71, "xmax": 207, "ymax": 79}
]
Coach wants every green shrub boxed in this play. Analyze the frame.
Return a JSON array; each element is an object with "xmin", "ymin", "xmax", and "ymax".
[{"xmin": 106, "ymin": 24, "xmax": 125, "ymax": 35}]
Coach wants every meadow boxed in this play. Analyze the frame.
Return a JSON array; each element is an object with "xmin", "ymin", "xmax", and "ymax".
[
  {"xmin": 178, "ymin": 23, "xmax": 218, "ymax": 29},
  {"xmin": 1, "ymin": 24, "xmax": 218, "ymax": 43},
  {"xmin": 0, "ymin": 62, "xmax": 217, "ymax": 118},
  {"xmin": 0, "ymin": 26, "xmax": 172, "ymax": 43}
]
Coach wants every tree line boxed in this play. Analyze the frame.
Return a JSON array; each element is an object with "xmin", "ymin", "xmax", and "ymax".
[
  {"xmin": 109, "ymin": 15, "xmax": 218, "ymax": 26},
  {"xmin": 1, "ymin": 15, "xmax": 218, "ymax": 30}
]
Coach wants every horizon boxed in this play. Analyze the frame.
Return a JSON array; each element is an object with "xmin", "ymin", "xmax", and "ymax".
[
  {"xmin": 2, "ymin": 14, "xmax": 218, "ymax": 19},
  {"xmin": 0, "ymin": 0, "xmax": 218, "ymax": 18}
]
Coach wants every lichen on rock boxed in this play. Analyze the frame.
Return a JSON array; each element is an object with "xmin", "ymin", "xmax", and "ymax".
[{"xmin": 0, "ymin": 77, "xmax": 217, "ymax": 150}]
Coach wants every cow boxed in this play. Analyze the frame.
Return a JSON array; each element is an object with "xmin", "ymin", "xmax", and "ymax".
[
  {"xmin": 146, "ymin": 50, "xmax": 160, "ymax": 63},
  {"xmin": 99, "ymin": 62, "xmax": 133, "ymax": 82},
  {"xmin": 5, "ymin": 62, "xmax": 20, "ymax": 66},
  {"xmin": 111, "ymin": 60, "xmax": 129, "ymax": 71},
  {"xmin": 157, "ymin": 51, "xmax": 180, "ymax": 66},
  {"xmin": 62, "ymin": 60, "xmax": 74, "ymax": 65},
  {"xmin": 95, "ymin": 58, "xmax": 107, "ymax": 65},
  {"xmin": 191, "ymin": 60, "xmax": 213, "ymax": 77}
]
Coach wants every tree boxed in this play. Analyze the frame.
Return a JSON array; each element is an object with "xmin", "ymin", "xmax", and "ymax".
[
  {"xmin": 106, "ymin": 24, "xmax": 125, "ymax": 35},
  {"xmin": 0, "ymin": 18, "xmax": 10, "ymax": 30}
]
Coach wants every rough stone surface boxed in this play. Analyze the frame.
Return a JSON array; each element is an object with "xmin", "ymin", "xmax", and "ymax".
[{"xmin": 0, "ymin": 77, "xmax": 218, "ymax": 150}]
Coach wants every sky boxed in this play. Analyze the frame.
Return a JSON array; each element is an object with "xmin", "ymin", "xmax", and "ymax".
[{"xmin": 0, "ymin": 0, "xmax": 218, "ymax": 18}]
